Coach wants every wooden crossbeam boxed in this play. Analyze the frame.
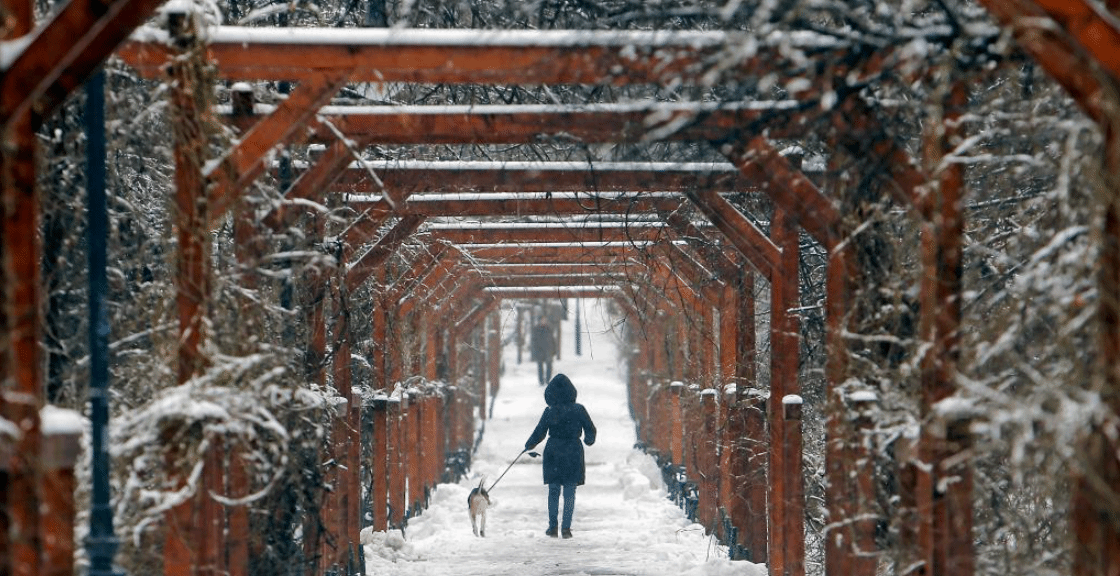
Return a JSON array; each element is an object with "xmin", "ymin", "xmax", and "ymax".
[
  {"xmin": 328, "ymin": 161, "xmax": 750, "ymax": 193},
  {"xmin": 424, "ymin": 223, "xmax": 670, "ymax": 244},
  {"xmin": 463, "ymin": 243, "xmax": 645, "ymax": 264},
  {"xmin": 261, "ymin": 136, "xmax": 370, "ymax": 230},
  {"xmin": 686, "ymin": 188, "xmax": 779, "ymax": 277},
  {"xmin": 977, "ymin": 0, "xmax": 1118, "ymax": 122},
  {"xmin": 476, "ymin": 263, "xmax": 640, "ymax": 276},
  {"xmin": 346, "ymin": 215, "xmax": 426, "ymax": 292},
  {"xmin": 345, "ymin": 193, "xmax": 686, "ymax": 219},
  {"xmin": 209, "ymin": 71, "xmax": 352, "ymax": 219},
  {"xmin": 116, "ymin": 27, "xmax": 840, "ymax": 85},
  {"xmin": 1, "ymin": 0, "xmax": 166, "ymax": 129},
  {"xmin": 662, "ymin": 209, "xmax": 742, "ymax": 281},
  {"xmin": 483, "ymin": 287, "xmax": 621, "ymax": 299},
  {"xmin": 229, "ymin": 102, "xmax": 802, "ymax": 145},
  {"xmin": 724, "ymin": 136, "xmax": 839, "ymax": 245},
  {"xmin": 655, "ymin": 241, "xmax": 725, "ymax": 305},
  {"xmin": 482, "ymin": 273, "xmax": 632, "ymax": 288}
]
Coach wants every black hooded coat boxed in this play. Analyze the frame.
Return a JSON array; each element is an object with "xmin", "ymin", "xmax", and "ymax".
[{"xmin": 524, "ymin": 374, "xmax": 597, "ymax": 486}]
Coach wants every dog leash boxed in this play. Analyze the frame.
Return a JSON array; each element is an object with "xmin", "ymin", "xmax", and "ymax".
[{"xmin": 487, "ymin": 449, "xmax": 539, "ymax": 493}]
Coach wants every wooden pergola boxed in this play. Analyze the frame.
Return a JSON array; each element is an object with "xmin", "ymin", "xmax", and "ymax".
[{"xmin": 3, "ymin": 1, "xmax": 1120, "ymax": 576}]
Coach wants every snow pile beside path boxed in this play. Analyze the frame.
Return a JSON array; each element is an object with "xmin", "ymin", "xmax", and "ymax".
[
  {"xmin": 617, "ymin": 451, "xmax": 665, "ymax": 501},
  {"xmin": 361, "ymin": 528, "xmax": 417, "ymax": 565}
]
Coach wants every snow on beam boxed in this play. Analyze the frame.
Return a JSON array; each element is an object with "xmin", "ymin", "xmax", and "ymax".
[
  {"xmin": 424, "ymin": 223, "xmax": 668, "ymax": 244},
  {"xmin": 345, "ymin": 194, "xmax": 686, "ymax": 218},
  {"xmin": 474, "ymin": 262, "xmax": 642, "ymax": 277},
  {"xmin": 226, "ymin": 101, "xmax": 807, "ymax": 145},
  {"xmin": 484, "ymin": 287, "xmax": 621, "ymax": 300},
  {"xmin": 117, "ymin": 26, "xmax": 844, "ymax": 86},
  {"xmin": 330, "ymin": 160, "xmax": 752, "ymax": 194},
  {"xmin": 464, "ymin": 243, "xmax": 644, "ymax": 264},
  {"xmin": 483, "ymin": 274, "xmax": 635, "ymax": 289}
]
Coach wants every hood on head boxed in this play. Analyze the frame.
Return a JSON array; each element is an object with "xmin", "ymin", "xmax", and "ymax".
[{"xmin": 544, "ymin": 373, "xmax": 577, "ymax": 406}]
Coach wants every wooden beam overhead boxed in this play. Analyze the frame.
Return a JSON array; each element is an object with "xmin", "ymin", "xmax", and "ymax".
[
  {"xmin": 1, "ymin": 0, "xmax": 167, "ymax": 129},
  {"xmin": 116, "ymin": 27, "xmax": 841, "ymax": 85},
  {"xmin": 976, "ymin": 0, "xmax": 1118, "ymax": 122},
  {"xmin": 484, "ymin": 287, "xmax": 621, "ymax": 299},
  {"xmin": 345, "ymin": 193, "xmax": 686, "ymax": 219},
  {"xmin": 209, "ymin": 71, "xmax": 352, "ymax": 220},
  {"xmin": 346, "ymin": 215, "xmax": 426, "ymax": 292},
  {"xmin": 230, "ymin": 102, "xmax": 804, "ymax": 145},
  {"xmin": 425, "ymin": 223, "xmax": 671, "ymax": 244},
  {"xmin": 329, "ymin": 161, "xmax": 751, "ymax": 194},
  {"xmin": 476, "ymin": 263, "xmax": 640, "ymax": 276},
  {"xmin": 482, "ymin": 274, "xmax": 632, "ymax": 289},
  {"xmin": 463, "ymin": 243, "xmax": 645, "ymax": 264}
]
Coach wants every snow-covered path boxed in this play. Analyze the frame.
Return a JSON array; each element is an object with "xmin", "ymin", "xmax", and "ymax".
[{"xmin": 362, "ymin": 300, "xmax": 765, "ymax": 576}]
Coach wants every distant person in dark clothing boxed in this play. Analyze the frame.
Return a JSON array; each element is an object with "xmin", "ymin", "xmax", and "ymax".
[
  {"xmin": 524, "ymin": 374, "xmax": 597, "ymax": 539},
  {"xmin": 530, "ymin": 315, "xmax": 556, "ymax": 386}
]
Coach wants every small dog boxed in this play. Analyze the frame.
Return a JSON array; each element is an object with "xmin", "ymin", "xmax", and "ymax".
[{"xmin": 467, "ymin": 478, "xmax": 491, "ymax": 537}]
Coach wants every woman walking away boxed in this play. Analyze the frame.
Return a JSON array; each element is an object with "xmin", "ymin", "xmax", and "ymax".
[{"xmin": 524, "ymin": 373, "xmax": 597, "ymax": 539}]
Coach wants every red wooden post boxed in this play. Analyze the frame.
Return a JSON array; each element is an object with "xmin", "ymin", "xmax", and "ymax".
[
  {"xmin": 433, "ymin": 392, "xmax": 446, "ymax": 484},
  {"xmin": 201, "ymin": 439, "xmax": 223, "ymax": 576},
  {"xmin": 2, "ymin": 10, "xmax": 39, "ymax": 571},
  {"xmin": 400, "ymin": 393, "xmax": 414, "ymax": 517},
  {"xmin": 681, "ymin": 387, "xmax": 699, "ymax": 482},
  {"xmin": 651, "ymin": 383, "xmax": 667, "ymax": 459},
  {"xmin": 40, "ymin": 418, "xmax": 81, "ymax": 576},
  {"xmin": 475, "ymin": 327, "xmax": 488, "ymax": 421},
  {"xmin": 424, "ymin": 314, "xmax": 438, "ymax": 381},
  {"xmin": 1075, "ymin": 85, "xmax": 1120, "ymax": 576},
  {"xmin": 488, "ymin": 312, "xmax": 501, "ymax": 399},
  {"xmin": 782, "ymin": 395, "xmax": 805, "ymax": 576},
  {"xmin": 417, "ymin": 393, "xmax": 430, "ymax": 506},
  {"xmin": 916, "ymin": 79, "xmax": 971, "ymax": 576},
  {"xmin": 851, "ymin": 393, "xmax": 879, "ymax": 575},
  {"xmin": 347, "ymin": 391, "xmax": 362, "ymax": 562},
  {"xmin": 670, "ymin": 381, "xmax": 684, "ymax": 466},
  {"xmin": 699, "ymin": 390, "xmax": 719, "ymax": 532},
  {"xmin": 167, "ymin": 10, "xmax": 211, "ymax": 386},
  {"xmin": 332, "ymin": 296, "xmax": 355, "ymax": 568},
  {"xmin": 227, "ymin": 446, "xmax": 249, "ymax": 576},
  {"xmin": 769, "ymin": 209, "xmax": 799, "ymax": 576},
  {"xmin": 1, "ymin": 111, "xmax": 43, "ymax": 576},
  {"xmin": 410, "ymin": 391, "xmax": 423, "ymax": 512},
  {"xmin": 726, "ymin": 389, "xmax": 767, "ymax": 563},
  {"xmin": 719, "ymin": 286, "xmax": 739, "ymax": 393},
  {"xmin": 387, "ymin": 398, "xmax": 404, "ymax": 528},
  {"xmin": 370, "ymin": 398, "xmax": 389, "ymax": 531},
  {"xmin": 718, "ymin": 385, "xmax": 733, "ymax": 542}
]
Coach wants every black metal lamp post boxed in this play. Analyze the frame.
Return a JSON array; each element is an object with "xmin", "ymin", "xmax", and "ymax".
[{"xmin": 84, "ymin": 69, "xmax": 124, "ymax": 576}]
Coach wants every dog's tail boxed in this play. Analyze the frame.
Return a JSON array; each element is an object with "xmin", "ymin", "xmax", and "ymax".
[{"xmin": 476, "ymin": 477, "xmax": 486, "ymax": 493}]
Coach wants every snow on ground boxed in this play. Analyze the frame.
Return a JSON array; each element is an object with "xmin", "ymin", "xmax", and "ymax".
[{"xmin": 362, "ymin": 299, "xmax": 766, "ymax": 576}]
